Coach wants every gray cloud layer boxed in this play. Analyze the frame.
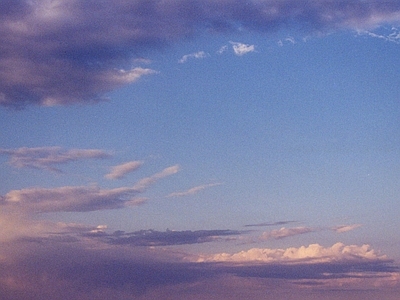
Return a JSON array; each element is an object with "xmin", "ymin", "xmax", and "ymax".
[{"xmin": 1, "ymin": 0, "xmax": 400, "ymax": 107}]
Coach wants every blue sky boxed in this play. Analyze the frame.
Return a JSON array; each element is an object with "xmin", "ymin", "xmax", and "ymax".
[{"xmin": 1, "ymin": 1, "xmax": 400, "ymax": 299}]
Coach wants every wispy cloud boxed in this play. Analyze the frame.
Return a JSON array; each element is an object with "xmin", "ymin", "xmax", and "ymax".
[
  {"xmin": 178, "ymin": 51, "xmax": 208, "ymax": 63},
  {"xmin": 2, "ymin": 0, "xmax": 399, "ymax": 107},
  {"xmin": 331, "ymin": 224, "xmax": 362, "ymax": 233},
  {"xmin": 0, "ymin": 147, "xmax": 110, "ymax": 172},
  {"xmin": 229, "ymin": 41, "xmax": 255, "ymax": 56},
  {"xmin": 167, "ymin": 182, "xmax": 222, "ymax": 198},
  {"xmin": 105, "ymin": 160, "xmax": 143, "ymax": 180},
  {"xmin": 261, "ymin": 226, "xmax": 315, "ymax": 240},
  {"xmin": 1, "ymin": 185, "xmax": 145, "ymax": 213},
  {"xmin": 245, "ymin": 220, "xmax": 297, "ymax": 227},
  {"xmin": 133, "ymin": 165, "xmax": 180, "ymax": 191},
  {"xmin": 358, "ymin": 27, "xmax": 400, "ymax": 44},
  {"xmin": 103, "ymin": 229, "xmax": 242, "ymax": 246}
]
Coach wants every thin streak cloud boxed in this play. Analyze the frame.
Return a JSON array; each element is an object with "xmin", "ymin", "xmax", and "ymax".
[
  {"xmin": 133, "ymin": 165, "xmax": 180, "ymax": 191},
  {"xmin": 167, "ymin": 182, "xmax": 222, "ymax": 198},
  {"xmin": 0, "ymin": 147, "xmax": 110, "ymax": 172},
  {"xmin": 105, "ymin": 160, "xmax": 143, "ymax": 180}
]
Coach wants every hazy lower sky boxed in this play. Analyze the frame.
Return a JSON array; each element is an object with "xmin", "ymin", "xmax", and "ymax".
[{"xmin": 1, "ymin": 1, "xmax": 399, "ymax": 299}]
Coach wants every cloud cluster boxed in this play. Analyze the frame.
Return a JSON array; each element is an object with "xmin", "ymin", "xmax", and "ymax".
[
  {"xmin": 195, "ymin": 242, "xmax": 386, "ymax": 263},
  {"xmin": 0, "ymin": 236, "xmax": 397, "ymax": 300},
  {"xmin": 0, "ymin": 146, "xmax": 110, "ymax": 172},
  {"xmin": 2, "ymin": 0, "xmax": 400, "ymax": 107}
]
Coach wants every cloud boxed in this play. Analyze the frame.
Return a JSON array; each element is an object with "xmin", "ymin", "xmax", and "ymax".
[
  {"xmin": 167, "ymin": 182, "xmax": 222, "ymax": 197},
  {"xmin": 2, "ymin": 0, "xmax": 400, "ymax": 107},
  {"xmin": 332, "ymin": 224, "xmax": 362, "ymax": 233},
  {"xmin": 358, "ymin": 26, "xmax": 400, "ymax": 44},
  {"xmin": 1, "ymin": 185, "xmax": 145, "ymax": 213},
  {"xmin": 261, "ymin": 226, "xmax": 315, "ymax": 240},
  {"xmin": 133, "ymin": 165, "xmax": 180, "ymax": 191},
  {"xmin": 245, "ymin": 220, "xmax": 297, "ymax": 227},
  {"xmin": 105, "ymin": 160, "xmax": 143, "ymax": 180},
  {"xmin": 0, "ymin": 237, "xmax": 398, "ymax": 300},
  {"xmin": 178, "ymin": 51, "xmax": 208, "ymax": 63},
  {"xmin": 0, "ymin": 147, "xmax": 110, "ymax": 172},
  {"xmin": 229, "ymin": 41, "xmax": 255, "ymax": 56},
  {"xmin": 194, "ymin": 242, "xmax": 387, "ymax": 263},
  {"xmin": 103, "ymin": 229, "xmax": 242, "ymax": 246}
]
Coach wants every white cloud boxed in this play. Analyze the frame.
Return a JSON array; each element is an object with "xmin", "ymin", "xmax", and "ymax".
[
  {"xmin": 105, "ymin": 160, "xmax": 143, "ymax": 180},
  {"xmin": 167, "ymin": 182, "xmax": 222, "ymax": 197},
  {"xmin": 217, "ymin": 45, "xmax": 228, "ymax": 54},
  {"xmin": 0, "ymin": 147, "xmax": 110, "ymax": 172},
  {"xmin": 357, "ymin": 27, "xmax": 400, "ymax": 44},
  {"xmin": 178, "ymin": 51, "xmax": 208, "ymax": 63},
  {"xmin": 133, "ymin": 165, "xmax": 180, "ymax": 191},
  {"xmin": 229, "ymin": 41, "xmax": 255, "ymax": 56},
  {"xmin": 194, "ymin": 242, "xmax": 386, "ymax": 263}
]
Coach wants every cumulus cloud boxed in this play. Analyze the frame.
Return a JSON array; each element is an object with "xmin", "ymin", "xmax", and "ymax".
[
  {"xmin": 261, "ymin": 226, "xmax": 315, "ymax": 240},
  {"xmin": 133, "ymin": 165, "xmax": 180, "ymax": 191},
  {"xmin": 105, "ymin": 160, "xmax": 143, "ymax": 180},
  {"xmin": 0, "ymin": 146, "xmax": 110, "ymax": 172},
  {"xmin": 178, "ymin": 51, "xmax": 208, "ymax": 63},
  {"xmin": 2, "ymin": 0, "xmax": 400, "ymax": 107},
  {"xmin": 230, "ymin": 41, "xmax": 256, "ymax": 56},
  {"xmin": 167, "ymin": 182, "xmax": 222, "ymax": 197},
  {"xmin": 1, "ymin": 237, "xmax": 397, "ymax": 300},
  {"xmin": 194, "ymin": 242, "xmax": 387, "ymax": 263}
]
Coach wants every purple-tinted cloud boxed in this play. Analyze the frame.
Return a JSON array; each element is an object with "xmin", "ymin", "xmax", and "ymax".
[
  {"xmin": 261, "ymin": 226, "xmax": 315, "ymax": 240},
  {"xmin": 245, "ymin": 220, "xmax": 298, "ymax": 227},
  {"xmin": 0, "ymin": 237, "xmax": 398, "ymax": 300},
  {"xmin": 100, "ymin": 229, "xmax": 243, "ymax": 246},
  {"xmin": 1, "ymin": 185, "xmax": 145, "ymax": 213},
  {"xmin": 0, "ymin": 146, "xmax": 110, "ymax": 172},
  {"xmin": 1, "ymin": 0, "xmax": 400, "ymax": 108}
]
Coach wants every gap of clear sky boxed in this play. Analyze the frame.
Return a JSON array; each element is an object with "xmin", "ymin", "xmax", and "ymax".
[{"xmin": 0, "ymin": 1, "xmax": 400, "ymax": 299}]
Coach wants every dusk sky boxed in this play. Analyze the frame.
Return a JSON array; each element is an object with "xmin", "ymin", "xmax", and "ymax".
[{"xmin": 1, "ymin": 1, "xmax": 400, "ymax": 299}]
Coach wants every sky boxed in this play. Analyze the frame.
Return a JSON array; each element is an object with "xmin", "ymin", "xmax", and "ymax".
[{"xmin": 0, "ymin": 0, "xmax": 400, "ymax": 299}]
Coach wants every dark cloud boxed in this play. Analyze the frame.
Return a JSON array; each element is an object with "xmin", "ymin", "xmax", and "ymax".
[
  {"xmin": 1, "ymin": 0, "xmax": 400, "ymax": 108},
  {"xmin": 98, "ymin": 229, "xmax": 243, "ymax": 246},
  {"xmin": 0, "ymin": 238, "xmax": 398, "ymax": 300}
]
